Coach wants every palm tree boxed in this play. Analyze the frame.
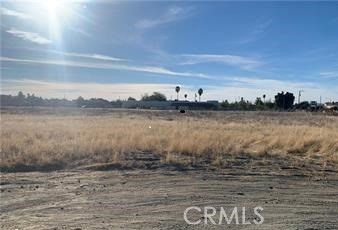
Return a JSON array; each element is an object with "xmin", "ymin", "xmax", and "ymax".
[
  {"xmin": 184, "ymin": 94, "xmax": 187, "ymax": 100},
  {"xmin": 198, "ymin": 88, "xmax": 203, "ymax": 102},
  {"xmin": 175, "ymin": 86, "xmax": 180, "ymax": 101},
  {"xmin": 263, "ymin": 94, "xmax": 266, "ymax": 103}
]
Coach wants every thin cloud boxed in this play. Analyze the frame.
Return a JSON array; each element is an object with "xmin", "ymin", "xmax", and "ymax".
[
  {"xmin": 235, "ymin": 19, "xmax": 272, "ymax": 45},
  {"xmin": 251, "ymin": 20, "xmax": 272, "ymax": 36},
  {"xmin": 0, "ymin": 56, "xmax": 212, "ymax": 79},
  {"xmin": 135, "ymin": 6, "xmax": 193, "ymax": 29},
  {"xmin": 6, "ymin": 28, "xmax": 52, "ymax": 45},
  {"xmin": 179, "ymin": 54, "xmax": 262, "ymax": 70},
  {"xmin": 0, "ymin": 7, "xmax": 30, "ymax": 19},
  {"xmin": 230, "ymin": 77, "xmax": 318, "ymax": 90},
  {"xmin": 5, "ymin": 47, "xmax": 128, "ymax": 62},
  {"xmin": 68, "ymin": 27, "xmax": 92, "ymax": 37},
  {"xmin": 319, "ymin": 71, "xmax": 338, "ymax": 79},
  {"xmin": 51, "ymin": 51, "xmax": 128, "ymax": 62}
]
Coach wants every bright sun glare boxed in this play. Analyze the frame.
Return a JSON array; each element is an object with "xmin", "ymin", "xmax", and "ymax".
[
  {"xmin": 42, "ymin": 0, "xmax": 72, "ymax": 15},
  {"xmin": 40, "ymin": 0, "xmax": 76, "ymax": 39}
]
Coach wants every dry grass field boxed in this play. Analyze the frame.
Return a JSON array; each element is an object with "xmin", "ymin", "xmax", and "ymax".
[{"xmin": 1, "ymin": 107, "xmax": 337, "ymax": 172}]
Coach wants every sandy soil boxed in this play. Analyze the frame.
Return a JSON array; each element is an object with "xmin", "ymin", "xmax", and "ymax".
[{"xmin": 1, "ymin": 155, "xmax": 337, "ymax": 230}]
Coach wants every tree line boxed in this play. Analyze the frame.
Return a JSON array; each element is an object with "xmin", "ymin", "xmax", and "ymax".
[
  {"xmin": 0, "ymin": 92, "xmax": 121, "ymax": 108},
  {"xmin": 220, "ymin": 91, "xmax": 296, "ymax": 111},
  {"xmin": 1, "ymin": 91, "xmax": 299, "ymax": 110}
]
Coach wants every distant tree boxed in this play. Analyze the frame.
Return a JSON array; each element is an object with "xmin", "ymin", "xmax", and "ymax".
[
  {"xmin": 265, "ymin": 100, "xmax": 275, "ymax": 110},
  {"xmin": 141, "ymin": 92, "xmax": 167, "ymax": 101},
  {"xmin": 18, "ymin": 91, "xmax": 25, "ymax": 99},
  {"xmin": 15, "ymin": 91, "xmax": 26, "ymax": 106},
  {"xmin": 26, "ymin": 93, "xmax": 44, "ymax": 106},
  {"xmin": 76, "ymin": 96, "xmax": 86, "ymax": 107},
  {"xmin": 184, "ymin": 94, "xmax": 187, "ymax": 100},
  {"xmin": 239, "ymin": 97, "xmax": 246, "ymax": 110},
  {"xmin": 295, "ymin": 101, "xmax": 310, "ymax": 110},
  {"xmin": 275, "ymin": 91, "xmax": 295, "ymax": 110},
  {"xmin": 141, "ymin": 93, "xmax": 150, "ymax": 101},
  {"xmin": 255, "ymin": 97, "xmax": 264, "ymax": 110},
  {"xmin": 237, "ymin": 97, "xmax": 255, "ymax": 110},
  {"xmin": 0, "ymin": 92, "xmax": 125, "ymax": 108},
  {"xmin": 127, "ymin": 97, "xmax": 136, "ymax": 101},
  {"xmin": 86, "ymin": 98, "xmax": 111, "ymax": 108},
  {"xmin": 175, "ymin": 86, "xmax": 180, "ymax": 101},
  {"xmin": 0, "ymin": 94, "xmax": 14, "ymax": 106},
  {"xmin": 198, "ymin": 88, "xmax": 203, "ymax": 102},
  {"xmin": 111, "ymin": 99, "xmax": 122, "ymax": 108},
  {"xmin": 262, "ymin": 94, "xmax": 266, "ymax": 103},
  {"xmin": 220, "ymin": 100, "xmax": 230, "ymax": 110}
]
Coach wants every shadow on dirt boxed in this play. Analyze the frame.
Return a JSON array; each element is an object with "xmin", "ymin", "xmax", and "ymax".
[
  {"xmin": 2, "ymin": 151, "xmax": 337, "ymax": 178},
  {"xmin": 1, "ymin": 163, "xmax": 64, "ymax": 173}
]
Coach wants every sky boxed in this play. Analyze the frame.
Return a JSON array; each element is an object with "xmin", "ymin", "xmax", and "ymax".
[{"xmin": 1, "ymin": 1, "xmax": 338, "ymax": 102}]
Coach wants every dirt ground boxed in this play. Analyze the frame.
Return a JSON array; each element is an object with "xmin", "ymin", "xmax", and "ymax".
[{"xmin": 1, "ymin": 154, "xmax": 337, "ymax": 230}]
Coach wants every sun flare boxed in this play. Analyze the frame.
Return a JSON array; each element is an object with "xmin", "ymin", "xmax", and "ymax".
[
  {"xmin": 40, "ymin": 0, "xmax": 76, "ymax": 39},
  {"xmin": 42, "ymin": 0, "xmax": 73, "ymax": 15}
]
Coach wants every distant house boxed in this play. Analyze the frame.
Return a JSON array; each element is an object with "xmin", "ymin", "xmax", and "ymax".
[{"xmin": 121, "ymin": 100, "xmax": 219, "ymax": 110}]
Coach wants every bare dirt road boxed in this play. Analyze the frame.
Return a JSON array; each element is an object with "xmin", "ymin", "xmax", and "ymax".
[{"xmin": 1, "ymin": 157, "xmax": 337, "ymax": 230}]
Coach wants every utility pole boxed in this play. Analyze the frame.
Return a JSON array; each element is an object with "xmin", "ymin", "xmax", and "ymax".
[{"xmin": 298, "ymin": 90, "xmax": 304, "ymax": 104}]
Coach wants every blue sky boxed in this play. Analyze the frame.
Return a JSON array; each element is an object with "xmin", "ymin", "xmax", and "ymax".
[{"xmin": 1, "ymin": 1, "xmax": 338, "ymax": 102}]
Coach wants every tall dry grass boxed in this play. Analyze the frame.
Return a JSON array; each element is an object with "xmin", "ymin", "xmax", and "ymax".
[{"xmin": 1, "ymin": 110, "xmax": 338, "ymax": 170}]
